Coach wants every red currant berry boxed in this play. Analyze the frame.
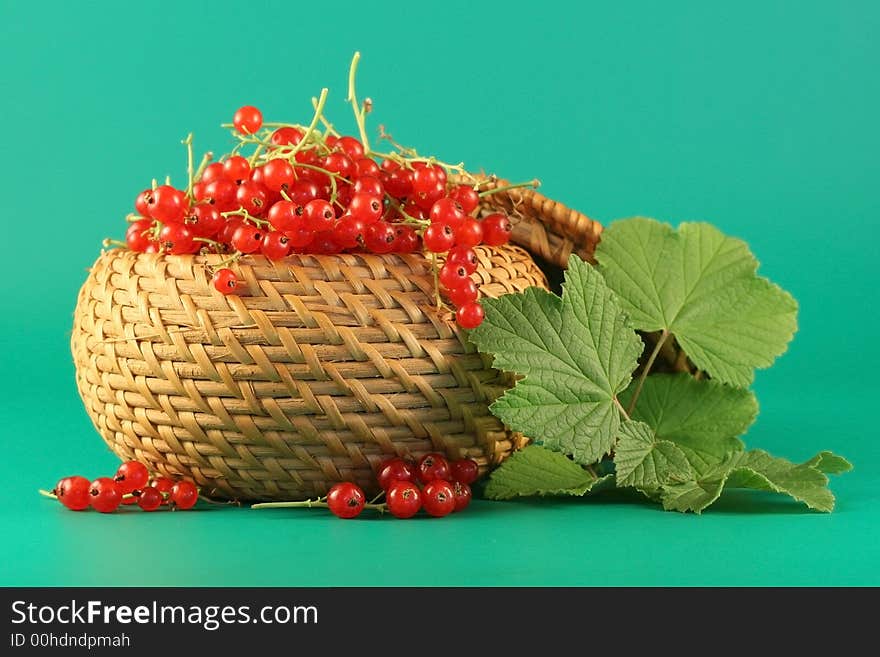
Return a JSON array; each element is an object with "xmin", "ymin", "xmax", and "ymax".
[
  {"xmin": 222, "ymin": 155, "xmax": 251, "ymax": 183},
  {"xmin": 231, "ymin": 224, "xmax": 264, "ymax": 254},
  {"xmin": 377, "ymin": 457, "xmax": 416, "ymax": 490},
  {"xmin": 184, "ymin": 204, "xmax": 223, "ymax": 238},
  {"xmin": 413, "ymin": 180, "xmax": 446, "ymax": 211},
  {"xmin": 89, "ymin": 477, "xmax": 122, "ymax": 513},
  {"xmin": 386, "ymin": 481, "xmax": 422, "ymax": 519},
  {"xmin": 204, "ymin": 179, "xmax": 238, "ymax": 212},
  {"xmin": 450, "ymin": 458, "xmax": 479, "ymax": 484},
  {"xmin": 321, "ymin": 152, "xmax": 355, "ymax": 180},
  {"xmin": 284, "ymin": 225, "xmax": 316, "ymax": 249},
  {"xmin": 158, "ymin": 223, "xmax": 196, "ymax": 255},
  {"xmin": 170, "ymin": 481, "xmax": 198, "ymax": 510},
  {"xmin": 355, "ymin": 158, "xmax": 381, "ymax": 179},
  {"xmin": 236, "ymin": 181, "xmax": 268, "ymax": 216},
  {"xmin": 233, "ymin": 105, "xmax": 262, "ymax": 135},
  {"xmin": 212, "ymin": 268, "xmax": 238, "ymax": 294},
  {"xmin": 261, "ymin": 231, "xmax": 291, "ymax": 260},
  {"xmin": 381, "ymin": 167, "xmax": 414, "ymax": 198},
  {"xmin": 303, "ymin": 199, "xmax": 336, "ymax": 232},
  {"xmin": 336, "ymin": 136, "xmax": 365, "ymax": 160},
  {"xmin": 455, "ymin": 218, "xmax": 484, "ymax": 248},
  {"xmin": 392, "ymin": 225, "xmax": 420, "ymax": 253},
  {"xmin": 439, "ymin": 262, "xmax": 471, "ymax": 290},
  {"xmin": 456, "ymin": 301, "xmax": 485, "ymax": 329},
  {"xmin": 326, "ymin": 482, "xmax": 365, "ymax": 519},
  {"xmin": 288, "ymin": 179, "xmax": 321, "ymax": 205},
  {"xmin": 446, "ymin": 246, "xmax": 478, "ymax": 274},
  {"xmin": 135, "ymin": 189, "xmax": 153, "ymax": 216},
  {"xmin": 334, "ymin": 216, "xmax": 366, "ymax": 249},
  {"xmin": 422, "ymin": 480, "xmax": 456, "ymax": 517},
  {"xmin": 148, "ymin": 185, "xmax": 188, "ymax": 224},
  {"xmin": 363, "ymin": 222, "xmax": 397, "ymax": 254},
  {"xmin": 348, "ymin": 193, "xmax": 384, "ymax": 224},
  {"xmin": 452, "ymin": 481, "xmax": 472, "ymax": 512},
  {"xmin": 422, "ymin": 223, "xmax": 455, "ymax": 253},
  {"xmin": 55, "ymin": 476, "xmax": 91, "ymax": 511},
  {"xmin": 416, "ymin": 452, "xmax": 451, "ymax": 484},
  {"xmin": 262, "ymin": 158, "xmax": 295, "ymax": 192},
  {"xmin": 267, "ymin": 200, "xmax": 301, "ymax": 231},
  {"xmin": 353, "ymin": 175, "xmax": 384, "ymax": 197},
  {"xmin": 411, "ymin": 165, "xmax": 439, "ymax": 194},
  {"xmin": 150, "ymin": 477, "xmax": 174, "ymax": 497},
  {"xmin": 137, "ymin": 486, "xmax": 163, "ymax": 512},
  {"xmin": 218, "ymin": 217, "xmax": 245, "ymax": 244},
  {"xmin": 200, "ymin": 162, "xmax": 225, "ymax": 184},
  {"xmin": 444, "ymin": 278, "xmax": 478, "ymax": 306},
  {"xmin": 114, "ymin": 461, "xmax": 150, "ymax": 494},
  {"xmin": 429, "ymin": 198, "xmax": 466, "ymax": 227},
  {"xmin": 481, "ymin": 213, "xmax": 512, "ymax": 246},
  {"xmin": 310, "ymin": 231, "xmax": 343, "ymax": 254},
  {"xmin": 270, "ymin": 126, "xmax": 303, "ymax": 146},
  {"xmin": 449, "ymin": 185, "xmax": 480, "ymax": 214},
  {"xmin": 126, "ymin": 218, "xmax": 155, "ymax": 252}
]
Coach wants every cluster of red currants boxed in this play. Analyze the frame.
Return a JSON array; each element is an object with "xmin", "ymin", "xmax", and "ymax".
[
  {"xmin": 293, "ymin": 453, "xmax": 479, "ymax": 519},
  {"xmin": 48, "ymin": 461, "xmax": 199, "ymax": 513},
  {"xmin": 122, "ymin": 104, "xmax": 516, "ymax": 329}
]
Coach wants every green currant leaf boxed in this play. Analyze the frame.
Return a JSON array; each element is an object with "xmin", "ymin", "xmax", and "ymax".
[
  {"xmin": 470, "ymin": 255, "xmax": 643, "ymax": 465},
  {"xmin": 483, "ymin": 445, "xmax": 611, "ymax": 500},
  {"xmin": 613, "ymin": 420, "xmax": 692, "ymax": 488},
  {"xmin": 596, "ymin": 218, "xmax": 798, "ymax": 387}
]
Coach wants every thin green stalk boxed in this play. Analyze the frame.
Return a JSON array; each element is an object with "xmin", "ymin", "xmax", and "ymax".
[{"xmin": 626, "ymin": 329, "xmax": 669, "ymax": 415}]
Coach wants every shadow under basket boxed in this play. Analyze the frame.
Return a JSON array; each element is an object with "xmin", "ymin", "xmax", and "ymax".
[{"xmin": 71, "ymin": 179, "xmax": 603, "ymax": 500}]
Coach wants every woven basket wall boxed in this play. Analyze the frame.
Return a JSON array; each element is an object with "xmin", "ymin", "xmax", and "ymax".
[{"xmin": 71, "ymin": 180, "xmax": 603, "ymax": 500}]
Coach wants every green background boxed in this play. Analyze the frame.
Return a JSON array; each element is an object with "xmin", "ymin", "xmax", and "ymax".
[{"xmin": 1, "ymin": 0, "xmax": 877, "ymax": 586}]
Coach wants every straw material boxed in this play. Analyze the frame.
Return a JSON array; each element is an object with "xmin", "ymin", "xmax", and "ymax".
[{"xmin": 71, "ymin": 183, "xmax": 602, "ymax": 500}]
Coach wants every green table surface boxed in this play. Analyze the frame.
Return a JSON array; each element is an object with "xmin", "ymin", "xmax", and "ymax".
[{"xmin": 1, "ymin": 1, "xmax": 877, "ymax": 586}]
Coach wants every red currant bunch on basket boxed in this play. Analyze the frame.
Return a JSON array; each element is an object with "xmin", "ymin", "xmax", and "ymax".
[
  {"xmin": 43, "ymin": 460, "xmax": 200, "ymax": 513},
  {"xmin": 115, "ymin": 60, "xmax": 534, "ymax": 331}
]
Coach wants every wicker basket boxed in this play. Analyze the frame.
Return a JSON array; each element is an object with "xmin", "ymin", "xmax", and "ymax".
[{"xmin": 71, "ymin": 179, "xmax": 603, "ymax": 500}]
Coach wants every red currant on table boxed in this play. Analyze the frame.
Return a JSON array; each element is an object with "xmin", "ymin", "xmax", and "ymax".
[
  {"xmin": 481, "ymin": 212, "xmax": 512, "ymax": 246},
  {"xmin": 377, "ymin": 457, "xmax": 416, "ymax": 490},
  {"xmin": 446, "ymin": 246, "xmax": 478, "ymax": 274},
  {"xmin": 439, "ymin": 262, "xmax": 471, "ymax": 290},
  {"xmin": 261, "ymin": 231, "xmax": 291, "ymax": 260},
  {"xmin": 454, "ymin": 217, "xmax": 484, "ymax": 248},
  {"xmin": 450, "ymin": 458, "xmax": 480, "ymax": 485},
  {"xmin": 386, "ymin": 481, "xmax": 422, "ymax": 519},
  {"xmin": 150, "ymin": 476, "xmax": 175, "ymax": 496},
  {"xmin": 422, "ymin": 480, "xmax": 456, "ymax": 517},
  {"xmin": 89, "ymin": 477, "xmax": 122, "ymax": 513},
  {"xmin": 212, "ymin": 268, "xmax": 239, "ymax": 294},
  {"xmin": 54, "ymin": 476, "xmax": 91, "ymax": 511},
  {"xmin": 452, "ymin": 481, "xmax": 472, "ymax": 512},
  {"xmin": 450, "ymin": 185, "xmax": 480, "ymax": 214},
  {"xmin": 444, "ymin": 279, "xmax": 478, "ymax": 306},
  {"xmin": 233, "ymin": 105, "xmax": 263, "ymax": 135},
  {"xmin": 456, "ymin": 301, "xmax": 485, "ymax": 329},
  {"xmin": 416, "ymin": 452, "xmax": 451, "ymax": 484},
  {"xmin": 114, "ymin": 461, "xmax": 150, "ymax": 494},
  {"xmin": 135, "ymin": 189, "xmax": 153, "ymax": 216},
  {"xmin": 137, "ymin": 486, "xmax": 163, "ymax": 512},
  {"xmin": 326, "ymin": 482, "xmax": 366, "ymax": 519},
  {"xmin": 423, "ymin": 223, "xmax": 455, "ymax": 253},
  {"xmin": 303, "ymin": 199, "xmax": 337, "ymax": 232},
  {"xmin": 231, "ymin": 224, "xmax": 264, "ymax": 254},
  {"xmin": 158, "ymin": 223, "xmax": 196, "ymax": 255},
  {"xmin": 170, "ymin": 481, "xmax": 199, "ymax": 510},
  {"xmin": 363, "ymin": 222, "xmax": 397, "ymax": 254}
]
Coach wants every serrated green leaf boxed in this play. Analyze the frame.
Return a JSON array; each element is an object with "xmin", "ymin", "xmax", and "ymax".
[
  {"xmin": 613, "ymin": 420, "xmax": 692, "ymax": 488},
  {"xmin": 804, "ymin": 451, "xmax": 853, "ymax": 475},
  {"xmin": 484, "ymin": 445, "xmax": 610, "ymax": 500},
  {"xmin": 621, "ymin": 373, "xmax": 756, "ymax": 475},
  {"xmin": 596, "ymin": 218, "xmax": 798, "ymax": 387},
  {"xmin": 726, "ymin": 450, "xmax": 835, "ymax": 512},
  {"xmin": 471, "ymin": 255, "xmax": 643, "ymax": 464},
  {"xmin": 660, "ymin": 471, "xmax": 730, "ymax": 513}
]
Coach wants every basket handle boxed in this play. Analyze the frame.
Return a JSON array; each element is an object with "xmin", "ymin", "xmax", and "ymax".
[{"xmin": 472, "ymin": 177, "xmax": 603, "ymax": 268}]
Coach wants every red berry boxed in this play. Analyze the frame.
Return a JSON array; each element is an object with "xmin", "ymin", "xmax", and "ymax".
[
  {"xmin": 450, "ymin": 458, "xmax": 479, "ymax": 485},
  {"xmin": 326, "ymin": 482, "xmax": 365, "ymax": 519},
  {"xmin": 135, "ymin": 189, "xmax": 152, "ymax": 216},
  {"xmin": 126, "ymin": 218, "xmax": 155, "ymax": 252},
  {"xmin": 236, "ymin": 181, "xmax": 269, "ymax": 216},
  {"xmin": 416, "ymin": 452, "xmax": 451, "ymax": 484},
  {"xmin": 455, "ymin": 218, "xmax": 484, "ymax": 248},
  {"xmin": 456, "ymin": 301, "xmax": 485, "ymax": 329},
  {"xmin": 353, "ymin": 175, "xmax": 384, "ymax": 198},
  {"xmin": 444, "ymin": 279, "xmax": 478, "ymax": 306},
  {"xmin": 411, "ymin": 165, "xmax": 440, "ymax": 194},
  {"xmin": 200, "ymin": 162, "xmax": 225, "ymax": 184},
  {"xmin": 354, "ymin": 158, "xmax": 381, "ymax": 179},
  {"xmin": 363, "ymin": 222, "xmax": 397, "ymax": 254},
  {"xmin": 266, "ymin": 200, "xmax": 300, "ymax": 231},
  {"xmin": 386, "ymin": 481, "xmax": 422, "ymax": 519},
  {"xmin": 89, "ymin": 478, "xmax": 122, "ymax": 513},
  {"xmin": 233, "ymin": 105, "xmax": 262, "ymax": 135},
  {"xmin": 137, "ymin": 486, "xmax": 163, "ymax": 512},
  {"xmin": 261, "ymin": 231, "xmax": 291, "ymax": 260},
  {"xmin": 392, "ymin": 225, "xmax": 420, "ymax": 253},
  {"xmin": 158, "ymin": 223, "xmax": 196, "ymax": 255},
  {"xmin": 321, "ymin": 152, "xmax": 355, "ymax": 180},
  {"xmin": 170, "ymin": 481, "xmax": 198, "ymax": 510},
  {"xmin": 413, "ymin": 180, "xmax": 445, "ymax": 211},
  {"xmin": 262, "ymin": 159, "xmax": 295, "ymax": 192},
  {"xmin": 151, "ymin": 477, "xmax": 175, "ymax": 497},
  {"xmin": 348, "ymin": 193, "xmax": 384, "ymax": 224},
  {"xmin": 377, "ymin": 457, "xmax": 416, "ymax": 490},
  {"xmin": 446, "ymin": 246, "xmax": 478, "ymax": 274},
  {"xmin": 450, "ymin": 185, "xmax": 480, "ymax": 214},
  {"xmin": 429, "ymin": 198, "xmax": 466, "ymax": 227},
  {"xmin": 381, "ymin": 167, "xmax": 413, "ymax": 198},
  {"xmin": 270, "ymin": 126, "xmax": 303, "ymax": 146},
  {"xmin": 334, "ymin": 215, "xmax": 366, "ymax": 249},
  {"xmin": 288, "ymin": 179, "xmax": 321, "ymax": 205},
  {"xmin": 231, "ymin": 224, "xmax": 264, "ymax": 254},
  {"xmin": 284, "ymin": 225, "xmax": 316, "ymax": 249},
  {"xmin": 204, "ymin": 179, "xmax": 238, "ymax": 212},
  {"xmin": 222, "ymin": 155, "xmax": 251, "ymax": 183},
  {"xmin": 114, "ymin": 461, "xmax": 150, "ymax": 494},
  {"xmin": 439, "ymin": 262, "xmax": 471, "ymax": 290},
  {"xmin": 422, "ymin": 223, "xmax": 455, "ymax": 253},
  {"xmin": 303, "ymin": 199, "xmax": 336, "ymax": 232},
  {"xmin": 218, "ymin": 217, "xmax": 245, "ymax": 244},
  {"xmin": 184, "ymin": 204, "xmax": 223, "ymax": 238},
  {"xmin": 212, "ymin": 268, "xmax": 238, "ymax": 294},
  {"xmin": 148, "ymin": 185, "xmax": 188, "ymax": 224},
  {"xmin": 310, "ymin": 231, "xmax": 343, "ymax": 254},
  {"xmin": 452, "ymin": 481, "xmax": 472, "ymax": 512},
  {"xmin": 55, "ymin": 476, "xmax": 91, "ymax": 511},
  {"xmin": 422, "ymin": 480, "xmax": 456, "ymax": 517},
  {"xmin": 481, "ymin": 212, "xmax": 512, "ymax": 246},
  {"xmin": 336, "ymin": 136, "xmax": 365, "ymax": 159}
]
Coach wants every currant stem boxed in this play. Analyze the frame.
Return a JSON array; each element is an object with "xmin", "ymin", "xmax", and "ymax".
[
  {"xmin": 289, "ymin": 87, "xmax": 329, "ymax": 160},
  {"xmin": 182, "ymin": 133, "xmax": 194, "ymax": 197},
  {"xmin": 478, "ymin": 179, "xmax": 541, "ymax": 198},
  {"xmin": 312, "ymin": 96, "xmax": 340, "ymax": 137},
  {"xmin": 193, "ymin": 151, "xmax": 213, "ymax": 183},
  {"xmin": 614, "ymin": 397, "xmax": 631, "ymax": 421},
  {"xmin": 102, "ymin": 238, "xmax": 127, "ymax": 249},
  {"xmin": 431, "ymin": 252, "xmax": 442, "ymax": 309},
  {"xmin": 626, "ymin": 329, "xmax": 669, "ymax": 415},
  {"xmin": 38, "ymin": 489, "xmax": 57, "ymax": 500},
  {"xmin": 347, "ymin": 52, "xmax": 370, "ymax": 151}
]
